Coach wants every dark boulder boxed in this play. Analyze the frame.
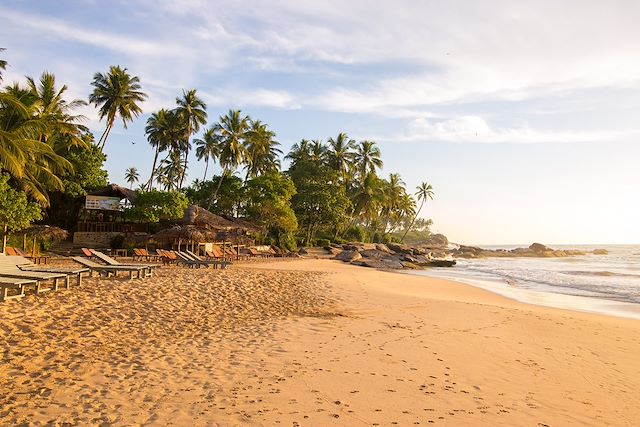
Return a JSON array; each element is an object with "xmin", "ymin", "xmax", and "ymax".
[{"xmin": 335, "ymin": 250, "xmax": 362, "ymax": 262}]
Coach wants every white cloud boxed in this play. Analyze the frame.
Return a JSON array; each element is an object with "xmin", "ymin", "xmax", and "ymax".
[{"xmin": 399, "ymin": 116, "xmax": 637, "ymax": 144}]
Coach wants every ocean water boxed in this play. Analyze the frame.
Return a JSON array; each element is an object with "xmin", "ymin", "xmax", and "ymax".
[{"xmin": 413, "ymin": 245, "xmax": 640, "ymax": 320}]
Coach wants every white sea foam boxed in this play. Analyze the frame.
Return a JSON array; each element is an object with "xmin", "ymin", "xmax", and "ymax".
[{"xmin": 412, "ymin": 245, "xmax": 640, "ymax": 320}]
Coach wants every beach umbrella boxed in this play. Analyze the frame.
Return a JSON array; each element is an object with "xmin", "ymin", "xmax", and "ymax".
[{"xmin": 17, "ymin": 225, "xmax": 69, "ymax": 257}]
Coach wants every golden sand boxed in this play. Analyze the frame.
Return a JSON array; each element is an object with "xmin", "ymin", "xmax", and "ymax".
[{"xmin": 1, "ymin": 259, "xmax": 638, "ymax": 426}]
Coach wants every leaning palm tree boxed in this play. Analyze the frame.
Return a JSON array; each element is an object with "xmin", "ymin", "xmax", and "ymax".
[
  {"xmin": 173, "ymin": 89, "xmax": 207, "ymax": 188},
  {"xmin": 284, "ymin": 138, "xmax": 311, "ymax": 170},
  {"xmin": 354, "ymin": 140, "xmax": 383, "ymax": 180},
  {"xmin": 144, "ymin": 109, "xmax": 179, "ymax": 190},
  {"xmin": 89, "ymin": 65, "xmax": 147, "ymax": 152},
  {"xmin": 401, "ymin": 182, "xmax": 434, "ymax": 242},
  {"xmin": 0, "ymin": 84, "xmax": 72, "ymax": 206},
  {"xmin": 124, "ymin": 167, "xmax": 139, "ymax": 189},
  {"xmin": 206, "ymin": 109, "xmax": 249, "ymax": 208},
  {"xmin": 244, "ymin": 120, "xmax": 281, "ymax": 180},
  {"xmin": 194, "ymin": 127, "xmax": 220, "ymax": 181}
]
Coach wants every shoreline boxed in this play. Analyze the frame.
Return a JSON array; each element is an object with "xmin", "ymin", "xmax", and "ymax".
[
  {"xmin": 1, "ymin": 258, "xmax": 639, "ymax": 425},
  {"xmin": 410, "ymin": 268, "xmax": 640, "ymax": 321}
]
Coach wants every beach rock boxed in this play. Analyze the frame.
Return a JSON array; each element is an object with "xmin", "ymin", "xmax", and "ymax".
[
  {"xmin": 375, "ymin": 243, "xmax": 394, "ymax": 254},
  {"xmin": 298, "ymin": 247, "xmax": 308, "ymax": 255},
  {"xmin": 386, "ymin": 243, "xmax": 414, "ymax": 254},
  {"xmin": 335, "ymin": 250, "xmax": 362, "ymax": 263},
  {"xmin": 401, "ymin": 261, "xmax": 419, "ymax": 269},
  {"xmin": 529, "ymin": 242, "xmax": 549, "ymax": 253},
  {"xmin": 342, "ymin": 244, "xmax": 357, "ymax": 251},
  {"xmin": 355, "ymin": 258, "xmax": 404, "ymax": 269},
  {"xmin": 324, "ymin": 246, "xmax": 342, "ymax": 256},
  {"xmin": 593, "ymin": 249, "xmax": 608, "ymax": 255},
  {"xmin": 360, "ymin": 249, "xmax": 392, "ymax": 259},
  {"xmin": 423, "ymin": 233, "xmax": 449, "ymax": 248}
]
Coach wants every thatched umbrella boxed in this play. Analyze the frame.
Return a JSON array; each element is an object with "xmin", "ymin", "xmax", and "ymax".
[
  {"xmin": 153, "ymin": 225, "xmax": 218, "ymax": 252},
  {"xmin": 183, "ymin": 205, "xmax": 239, "ymax": 230},
  {"xmin": 18, "ymin": 225, "xmax": 69, "ymax": 257}
]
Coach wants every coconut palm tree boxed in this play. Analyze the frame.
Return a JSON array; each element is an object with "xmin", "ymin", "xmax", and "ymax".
[
  {"xmin": 207, "ymin": 109, "xmax": 249, "ymax": 208},
  {"xmin": 89, "ymin": 65, "xmax": 147, "ymax": 152},
  {"xmin": 0, "ymin": 48, "xmax": 7, "ymax": 81},
  {"xmin": 124, "ymin": 167, "xmax": 139, "ymax": 189},
  {"xmin": 144, "ymin": 109, "xmax": 180, "ymax": 190},
  {"xmin": 173, "ymin": 89, "xmax": 207, "ymax": 188},
  {"xmin": 401, "ymin": 182, "xmax": 434, "ymax": 242},
  {"xmin": 156, "ymin": 150, "xmax": 184, "ymax": 191},
  {"xmin": 194, "ymin": 127, "xmax": 220, "ymax": 181},
  {"xmin": 327, "ymin": 132, "xmax": 355, "ymax": 184},
  {"xmin": 27, "ymin": 72, "xmax": 87, "ymax": 152},
  {"xmin": 354, "ymin": 140, "xmax": 383, "ymax": 180},
  {"xmin": 244, "ymin": 120, "xmax": 281, "ymax": 179},
  {"xmin": 0, "ymin": 83, "xmax": 73, "ymax": 206},
  {"xmin": 285, "ymin": 139, "xmax": 311, "ymax": 170}
]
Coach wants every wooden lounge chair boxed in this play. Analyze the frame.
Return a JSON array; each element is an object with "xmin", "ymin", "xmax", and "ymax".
[
  {"xmin": 0, "ymin": 254, "xmax": 67, "ymax": 292},
  {"xmin": 156, "ymin": 249, "xmax": 175, "ymax": 265},
  {"xmin": 7, "ymin": 247, "xmax": 50, "ymax": 264},
  {"xmin": 9, "ymin": 256, "xmax": 89, "ymax": 286},
  {"xmin": 133, "ymin": 248, "xmax": 160, "ymax": 262},
  {"xmin": 185, "ymin": 250, "xmax": 227, "ymax": 269},
  {"xmin": 90, "ymin": 250, "xmax": 159, "ymax": 276},
  {"xmin": 173, "ymin": 251, "xmax": 209, "ymax": 268},
  {"xmin": 71, "ymin": 257, "xmax": 147, "ymax": 279},
  {"xmin": 248, "ymin": 247, "xmax": 267, "ymax": 258},
  {"xmin": 81, "ymin": 247, "xmax": 95, "ymax": 258},
  {"xmin": 0, "ymin": 277, "xmax": 36, "ymax": 302}
]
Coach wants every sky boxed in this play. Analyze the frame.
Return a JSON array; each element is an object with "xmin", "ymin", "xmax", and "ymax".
[{"xmin": 2, "ymin": 0, "xmax": 640, "ymax": 244}]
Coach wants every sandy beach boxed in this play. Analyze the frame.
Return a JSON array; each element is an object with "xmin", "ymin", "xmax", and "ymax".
[{"xmin": 1, "ymin": 259, "xmax": 639, "ymax": 426}]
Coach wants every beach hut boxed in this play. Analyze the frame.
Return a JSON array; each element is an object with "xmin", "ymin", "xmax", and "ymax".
[{"xmin": 18, "ymin": 225, "xmax": 69, "ymax": 259}]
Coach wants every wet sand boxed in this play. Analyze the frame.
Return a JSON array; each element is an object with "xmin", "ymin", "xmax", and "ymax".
[{"xmin": 1, "ymin": 258, "xmax": 638, "ymax": 426}]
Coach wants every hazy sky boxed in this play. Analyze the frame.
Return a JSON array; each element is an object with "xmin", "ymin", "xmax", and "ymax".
[{"xmin": 2, "ymin": 1, "xmax": 640, "ymax": 244}]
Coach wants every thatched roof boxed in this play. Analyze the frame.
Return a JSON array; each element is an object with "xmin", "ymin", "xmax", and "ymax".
[
  {"xmin": 153, "ymin": 225, "xmax": 218, "ymax": 243},
  {"xmin": 89, "ymin": 184, "xmax": 137, "ymax": 202},
  {"xmin": 17, "ymin": 225, "xmax": 69, "ymax": 240},
  {"xmin": 183, "ymin": 205, "xmax": 242, "ymax": 230},
  {"xmin": 223, "ymin": 216, "xmax": 264, "ymax": 233}
]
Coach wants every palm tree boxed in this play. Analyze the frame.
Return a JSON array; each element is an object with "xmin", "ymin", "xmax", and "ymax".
[
  {"xmin": 173, "ymin": 89, "xmax": 207, "ymax": 188},
  {"xmin": 354, "ymin": 140, "xmax": 383, "ymax": 180},
  {"xmin": 352, "ymin": 172, "xmax": 384, "ymax": 235},
  {"xmin": 144, "ymin": 109, "xmax": 179, "ymax": 190},
  {"xmin": 27, "ymin": 72, "xmax": 87, "ymax": 152},
  {"xmin": 327, "ymin": 132, "xmax": 355, "ymax": 184},
  {"xmin": 285, "ymin": 139, "xmax": 311, "ymax": 170},
  {"xmin": 89, "ymin": 65, "xmax": 147, "ymax": 152},
  {"xmin": 0, "ymin": 83, "xmax": 73, "ymax": 206},
  {"xmin": 401, "ymin": 182, "xmax": 434, "ymax": 242},
  {"xmin": 244, "ymin": 120, "xmax": 281, "ymax": 179},
  {"xmin": 194, "ymin": 128, "xmax": 220, "ymax": 181},
  {"xmin": 124, "ymin": 167, "xmax": 139, "ymax": 189},
  {"xmin": 156, "ymin": 150, "xmax": 184, "ymax": 191},
  {"xmin": 207, "ymin": 109, "xmax": 249, "ymax": 208},
  {"xmin": 309, "ymin": 139, "xmax": 328, "ymax": 164},
  {"xmin": 0, "ymin": 48, "xmax": 7, "ymax": 81}
]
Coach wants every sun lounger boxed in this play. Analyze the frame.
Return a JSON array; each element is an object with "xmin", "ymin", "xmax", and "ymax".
[
  {"xmin": 133, "ymin": 248, "xmax": 161, "ymax": 262},
  {"xmin": 7, "ymin": 246, "xmax": 50, "ymax": 264},
  {"xmin": 71, "ymin": 257, "xmax": 148, "ymax": 279},
  {"xmin": 185, "ymin": 250, "xmax": 228, "ymax": 269},
  {"xmin": 156, "ymin": 249, "xmax": 176, "ymax": 265},
  {"xmin": 247, "ymin": 247, "xmax": 267, "ymax": 258},
  {"xmin": 9, "ymin": 255, "xmax": 89, "ymax": 286},
  {"xmin": 0, "ymin": 254, "xmax": 68, "ymax": 292},
  {"xmin": 0, "ymin": 277, "xmax": 36, "ymax": 302},
  {"xmin": 90, "ymin": 250, "xmax": 159, "ymax": 276},
  {"xmin": 173, "ymin": 251, "xmax": 210, "ymax": 268}
]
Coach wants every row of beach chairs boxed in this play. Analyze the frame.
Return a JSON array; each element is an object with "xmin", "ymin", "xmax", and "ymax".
[{"xmin": 0, "ymin": 253, "xmax": 88, "ymax": 302}]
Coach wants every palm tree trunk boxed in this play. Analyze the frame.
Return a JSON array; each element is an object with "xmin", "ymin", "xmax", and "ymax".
[
  {"xmin": 207, "ymin": 168, "xmax": 227, "ymax": 210},
  {"xmin": 179, "ymin": 145, "xmax": 188, "ymax": 189},
  {"xmin": 203, "ymin": 158, "xmax": 209, "ymax": 181},
  {"xmin": 146, "ymin": 146, "xmax": 160, "ymax": 191},
  {"xmin": 401, "ymin": 200, "xmax": 424, "ymax": 243},
  {"xmin": 2, "ymin": 225, "xmax": 7, "ymax": 254}
]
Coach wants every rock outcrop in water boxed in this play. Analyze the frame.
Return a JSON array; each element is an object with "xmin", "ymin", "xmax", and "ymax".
[{"xmin": 451, "ymin": 242, "xmax": 609, "ymax": 259}]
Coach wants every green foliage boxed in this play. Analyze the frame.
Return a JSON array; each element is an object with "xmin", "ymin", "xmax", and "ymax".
[
  {"xmin": 243, "ymin": 172, "xmax": 298, "ymax": 246},
  {"xmin": 60, "ymin": 138, "xmax": 109, "ymax": 197},
  {"xmin": 289, "ymin": 159, "xmax": 351, "ymax": 245},
  {"xmin": 125, "ymin": 190, "xmax": 189, "ymax": 223},
  {"xmin": 185, "ymin": 175, "xmax": 244, "ymax": 216},
  {"xmin": 0, "ymin": 174, "xmax": 42, "ymax": 244},
  {"xmin": 343, "ymin": 226, "xmax": 366, "ymax": 242}
]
